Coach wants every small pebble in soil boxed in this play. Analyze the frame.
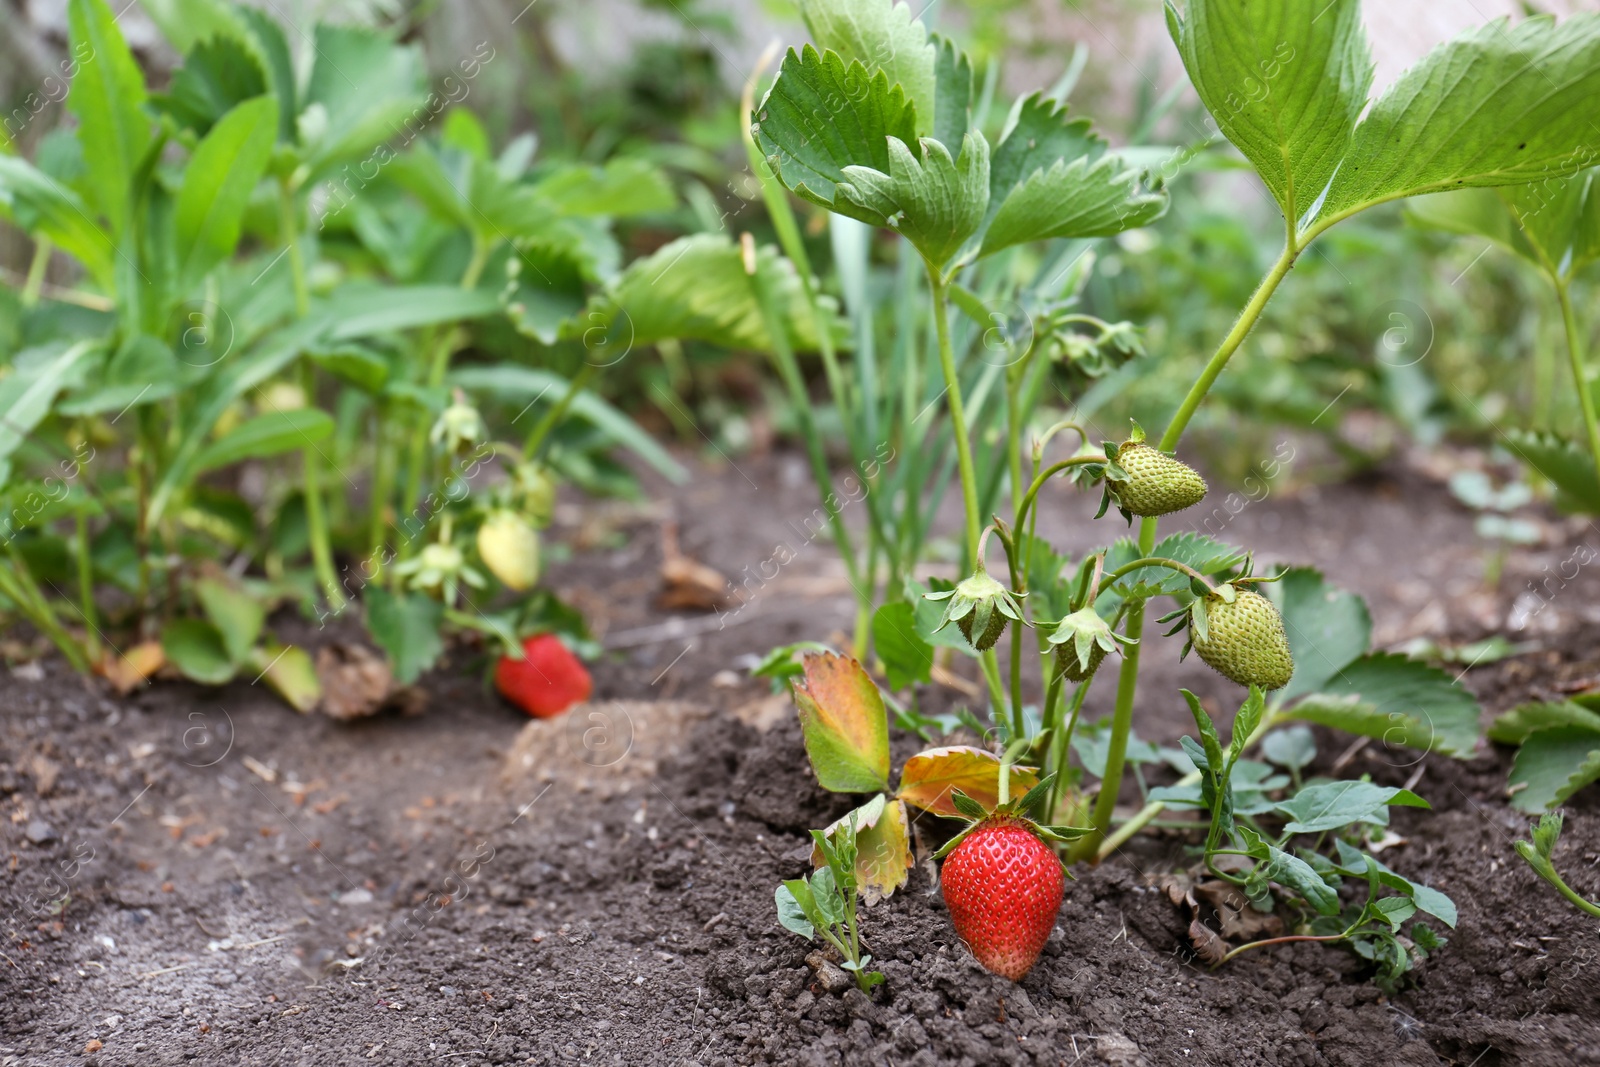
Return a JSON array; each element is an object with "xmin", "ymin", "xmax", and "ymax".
[{"xmin": 25, "ymin": 819, "xmax": 57, "ymax": 844}]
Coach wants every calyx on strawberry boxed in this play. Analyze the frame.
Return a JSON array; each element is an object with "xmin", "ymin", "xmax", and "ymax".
[
  {"xmin": 936, "ymin": 774, "xmax": 1087, "ymax": 981},
  {"xmin": 1161, "ymin": 569, "xmax": 1294, "ymax": 691},
  {"xmin": 1085, "ymin": 421, "xmax": 1207, "ymax": 522},
  {"xmin": 925, "ymin": 560, "xmax": 1026, "ymax": 653},
  {"xmin": 1046, "ymin": 606, "xmax": 1136, "ymax": 682},
  {"xmin": 495, "ymin": 633, "xmax": 592, "ymax": 718}
]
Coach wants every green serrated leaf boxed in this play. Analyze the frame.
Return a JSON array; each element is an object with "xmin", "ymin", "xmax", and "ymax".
[
  {"xmin": 1490, "ymin": 701, "xmax": 1600, "ymax": 745},
  {"xmin": 1507, "ymin": 726, "xmax": 1600, "ymax": 813},
  {"xmin": 839, "ymin": 130, "xmax": 989, "ymax": 269},
  {"xmin": 1317, "ymin": 13, "xmax": 1600, "ymax": 223},
  {"xmin": 366, "ymin": 588, "xmax": 445, "ymax": 685},
  {"xmin": 1503, "ymin": 429, "xmax": 1600, "ymax": 513},
  {"xmin": 979, "ymin": 153, "xmax": 1167, "ymax": 259},
  {"xmin": 753, "ymin": 45, "xmax": 918, "ymax": 225},
  {"xmin": 798, "ymin": 0, "xmax": 937, "ymax": 133},
  {"xmin": 1168, "ymin": 0, "xmax": 1370, "ymax": 227},
  {"xmin": 872, "ymin": 601, "xmax": 933, "ymax": 690},
  {"xmin": 570, "ymin": 233, "xmax": 846, "ymax": 355},
  {"xmin": 1285, "ymin": 653, "xmax": 1481, "ymax": 758},
  {"xmin": 1276, "ymin": 780, "xmax": 1429, "ymax": 834},
  {"xmin": 929, "ymin": 33, "xmax": 973, "ymax": 148},
  {"xmin": 1264, "ymin": 567, "xmax": 1372, "ymax": 701}
]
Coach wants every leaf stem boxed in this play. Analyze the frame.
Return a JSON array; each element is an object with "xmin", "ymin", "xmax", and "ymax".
[
  {"xmin": 1555, "ymin": 279, "xmax": 1600, "ymax": 497},
  {"xmin": 521, "ymin": 362, "xmax": 600, "ymax": 460},
  {"xmin": 927, "ymin": 268, "xmax": 982, "ymax": 565}
]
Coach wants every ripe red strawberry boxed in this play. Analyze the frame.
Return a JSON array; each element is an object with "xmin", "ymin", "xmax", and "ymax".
[
  {"xmin": 940, "ymin": 815, "xmax": 1064, "ymax": 981},
  {"xmin": 495, "ymin": 634, "xmax": 591, "ymax": 718}
]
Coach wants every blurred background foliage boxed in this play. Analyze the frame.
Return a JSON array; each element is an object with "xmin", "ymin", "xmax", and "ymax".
[{"xmin": 2, "ymin": 0, "xmax": 1592, "ymax": 491}]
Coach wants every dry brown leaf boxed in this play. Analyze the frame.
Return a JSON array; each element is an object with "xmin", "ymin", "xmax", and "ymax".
[
  {"xmin": 316, "ymin": 644, "xmax": 398, "ymax": 720},
  {"xmin": 94, "ymin": 641, "xmax": 165, "ymax": 695},
  {"xmin": 1187, "ymin": 918, "xmax": 1228, "ymax": 966},
  {"xmin": 1195, "ymin": 879, "xmax": 1283, "ymax": 941},
  {"xmin": 655, "ymin": 521, "xmax": 729, "ymax": 612}
]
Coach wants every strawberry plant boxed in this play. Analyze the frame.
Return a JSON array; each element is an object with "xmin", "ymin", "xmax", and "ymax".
[
  {"xmin": 743, "ymin": 0, "xmax": 1600, "ymax": 984},
  {"xmin": 775, "ymin": 811, "xmax": 886, "ymax": 992},
  {"xmin": 0, "ymin": 0, "xmax": 693, "ymax": 700}
]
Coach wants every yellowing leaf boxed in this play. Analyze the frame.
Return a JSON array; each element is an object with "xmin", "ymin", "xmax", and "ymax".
[
  {"xmin": 790, "ymin": 652, "xmax": 890, "ymax": 793},
  {"xmin": 810, "ymin": 795, "xmax": 912, "ymax": 904},
  {"xmin": 895, "ymin": 745, "xmax": 1038, "ymax": 817}
]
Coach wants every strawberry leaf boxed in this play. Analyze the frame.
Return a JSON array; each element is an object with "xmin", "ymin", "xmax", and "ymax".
[
  {"xmin": 896, "ymin": 746, "xmax": 1038, "ymax": 818},
  {"xmin": 1275, "ymin": 781, "xmax": 1430, "ymax": 835},
  {"xmin": 1317, "ymin": 14, "xmax": 1600, "ymax": 224},
  {"xmin": 1263, "ymin": 567, "xmax": 1371, "ymax": 701},
  {"xmin": 1490, "ymin": 701, "xmax": 1600, "ymax": 745},
  {"xmin": 798, "ymin": 0, "xmax": 937, "ymax": 135},
  {"xmin": 790, "ymin": 652, "xmax": 892, "ymax": 794},
  {"xmin": 1502, "ymin": 430, "xmax": 1600, "ymax": 513},
  {"xmin": 1507, "ymin": 727, "xmax": 1600, "ymax": 813},
  {"xmin": 840, "ymin": 131, "xmax": 990, "ymax": 269},
  {"xmin": 872, "ymin": 601, "xmax": 934, "ymax": 690},
  {"xmin": 1285, "ymin": 653, "xmax": 1481, "ymax": 758},
  {"xmin": 979, "ymin": 153, "xmax": 1167, "ymax": 259},
  {"xmin": 752, "ymin": 45, "xmax": 918, "ymax": 226},
  {"xmin": 1167, "ymin": 0, "xmax": 1371, "ymax": 229},
  {"xmin": 812, "ymin": 795, "xmax": 912, "ymax": 903}
]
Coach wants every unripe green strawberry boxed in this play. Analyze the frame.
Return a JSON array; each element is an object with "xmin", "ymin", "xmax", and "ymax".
[
  {"xmin": 1045, "ymin": 606, "xmax": 1134, "ymax": 682},
  {"xmin": 926, "ymin": 568, "xmax": 1025, "ymax": 653},
  {"xmin": 477, "ymin": 510, "xmax": 541, "ymax": 591},
  {"xmin": 941, "ymin": 816, "xmax": 1063, "ymax": 981},
  {"xmin": 1112, "ymin": 439, "xmax": 1207, "ymax": 517},
  {"xmin": 1191, "ymin": 589, "xmax": 1294, "ymax": 690}
]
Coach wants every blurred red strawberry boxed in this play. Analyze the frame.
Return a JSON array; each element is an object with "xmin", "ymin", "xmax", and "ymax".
[{"xmin": 495, "ymin": 634, "xmax": 591, "ymax": 718}]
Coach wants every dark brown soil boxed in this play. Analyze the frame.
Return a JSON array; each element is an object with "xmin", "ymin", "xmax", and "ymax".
[{"xmin": 3, "ymin": 449, "xmax": 1600, "ymax": 1066}]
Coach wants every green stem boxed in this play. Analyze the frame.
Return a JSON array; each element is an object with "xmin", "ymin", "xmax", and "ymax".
[
  {"xmin": 927, "ymin": 269, "xmax": 982, "ymax": 564},
  {"xmin": 75, "ymin": 509, "xmax": 99, "ymax": 665},
  {"xmin": 1013, "ymin": 456, "xmax": 1101, "ymax": 537},
  {"xmin": 1156, "ymin": 242, "xmax": 1298, "ymax": 453},
  {"xmin": 1046, "ymin": 680, "xmax": 1087, "ymax": 822},
  {"xmin": 1100, "ymin": 556, "xmax": 1214, "ymax": 590},
  {"xmin": 1556, "ymin": 280, "xmax": 1600, "ymax": 495},
  {"xmin": 21, "ymin": 237, "xmax": 50, "ymax": 308},
  {"xmin": 0, "ymin": 550, "xmax": 89, "ymax": 673},
  {"xmin": 367, "ymin": 404, "xmax": 393, "ymax": 579},
  {"xmin": 279, "ymin": 181, "xmax": 344, "ymax": 610},
  {"xmin": 522, "ymin": 362, "xmax": 600, "ymax": 460},
  {"xmin": 301, "ymin": 360, "xmax": 345, "ymax": 610},
  {"xmin": 747, "ymin": 247, "xmax": 870, "ymax": 611}
]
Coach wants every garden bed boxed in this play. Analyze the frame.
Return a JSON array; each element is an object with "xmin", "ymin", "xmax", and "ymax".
[{"xmin": 3, "ymin": 452, "xmax": 1598, "ymax": 1067}]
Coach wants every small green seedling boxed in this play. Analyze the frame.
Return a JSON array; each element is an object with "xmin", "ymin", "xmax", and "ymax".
[
  {"xmin": 774, "ymin": 813, "xmax": 885, "ymax": 992},
  {"xmin": 1515, "ymin": 811, "xmax": 1600, "ymax": 920}
]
